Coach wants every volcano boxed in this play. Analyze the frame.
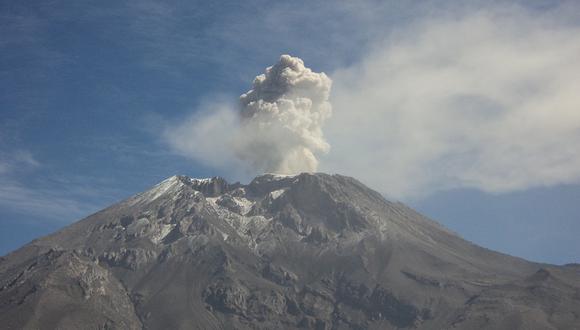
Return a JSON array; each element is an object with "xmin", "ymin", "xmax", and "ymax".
[{"xmin": 1, "ymin": 173, "xmax": 579, "ymax": 329}]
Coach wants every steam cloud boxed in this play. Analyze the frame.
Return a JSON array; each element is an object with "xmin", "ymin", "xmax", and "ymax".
[
  {"xmin": 324, "ymin": 8, "xmax": 580, "ymax": 198},
  {"xmin": 165, "ymin": 55, "xmax": 332, "ymax": 176},
  {"xmin": 235, "ymin": 55, "xmax": 332, "ymax": 174}
]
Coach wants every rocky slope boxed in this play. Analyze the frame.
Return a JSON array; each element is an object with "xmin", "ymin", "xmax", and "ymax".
[{"xmin": 1, "ymin": 173, "xmax": 579, "ymax": 329}]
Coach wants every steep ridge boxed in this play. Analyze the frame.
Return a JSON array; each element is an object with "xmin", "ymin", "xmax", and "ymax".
[{"xmin": 1, "ymin": 173, "xmax": 579, "ymax": 329}]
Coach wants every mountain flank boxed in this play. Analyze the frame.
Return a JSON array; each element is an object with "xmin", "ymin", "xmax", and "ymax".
[{"xmin": 1, "ymin": 173, "xmax": 579, "ymax": 329}]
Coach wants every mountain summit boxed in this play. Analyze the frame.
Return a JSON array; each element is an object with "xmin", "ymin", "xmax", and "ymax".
[{"xmin": 1, "ymin": 173, "xmax": 579, "ymax": 329}]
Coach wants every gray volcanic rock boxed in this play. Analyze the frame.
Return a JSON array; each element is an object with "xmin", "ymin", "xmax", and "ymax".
[{"xmin": 0, "ymin": 173, "xmax": 579, "ymax": 329}]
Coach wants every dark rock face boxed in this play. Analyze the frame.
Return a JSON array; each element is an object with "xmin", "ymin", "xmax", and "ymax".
[{"xmin": 1, "ymin": 173, "xmax": 579, "ymax": 329}]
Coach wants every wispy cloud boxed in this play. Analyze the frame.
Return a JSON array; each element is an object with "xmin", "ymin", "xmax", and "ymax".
[
  {"xmin": 0, "ymin": 183, "xmax": 101, "ymax": 221},
  {"xmin": 0, "ymin": 150, "xmax": 39, "ymax": 174},
  {"xmin": 0, "ymin": 149, "xmax": 119, "ymax": 222}
]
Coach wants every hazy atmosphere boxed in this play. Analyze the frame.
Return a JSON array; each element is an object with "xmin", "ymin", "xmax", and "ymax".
[{"xmin": 1, "ymin": 0, "xmax": 579, "ymax": 264}]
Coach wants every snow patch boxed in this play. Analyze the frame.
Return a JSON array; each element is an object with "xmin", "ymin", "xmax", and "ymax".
[
  {"xmin": 147, "ymin": 177, "xmax": 181, "ymax": 200},
  {"xmin": 269, "ymin": 189, "xmax": 286, "ymax": 200},
  {"xmin": 150, "ymin": 224, "xmax": 175, "ymax": 244},
  {"xmin": 130, "ymin": 176, "xmax": 183, "ymax": 205},
  {"xmin": 206, "ymin": 197, "xmax": 219, "ymax": 205},
  {"xmin": 264, "ymin": 173, "xmax": 297, "ymax": 178},
  {"xmin": 216, "ymin": 229, "xmax": 229, "ymax": 241},
  {"xmin": 205, "ymin": 196, "xmax": 271, "ymax": 251},
  {"xmin": 187, "ymin": 177, "xmax": 215, "ymax": 185},
  {"xmin": 259, "ymin": 173, "xmax": 299, "ymax": 182},
  {"xmin": 233, "ymin": 197, "xmax": 254, "ymax": 215}
]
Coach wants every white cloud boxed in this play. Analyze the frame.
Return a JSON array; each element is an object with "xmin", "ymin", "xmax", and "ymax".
[{"xmin": 322, "ymin": 7, "xmax": 580, "ymax": 198}]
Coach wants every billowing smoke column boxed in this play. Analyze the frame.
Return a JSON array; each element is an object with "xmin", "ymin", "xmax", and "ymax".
[{"xmin": 234, "ymin": 55, "xmax": 332, "ymax": 174}]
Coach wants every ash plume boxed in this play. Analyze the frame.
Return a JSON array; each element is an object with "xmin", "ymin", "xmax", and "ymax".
[
  {"xmin": 234, "ymin": 55, "xmax": 332, "ymax": 174},
  {"xmin": 166, "ymin": 55, "xmax": 332, "ymax": 176}
]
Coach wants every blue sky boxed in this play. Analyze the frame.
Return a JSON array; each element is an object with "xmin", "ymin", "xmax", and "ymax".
[{"xmin": 1, "ymin": 0, "xmax": 578, "ymax": 264}]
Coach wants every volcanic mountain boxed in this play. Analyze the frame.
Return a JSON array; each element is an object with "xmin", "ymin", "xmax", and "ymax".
[{"xmin": 1, "ymin": 173, "xmax": 579, "ymax": 329}]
